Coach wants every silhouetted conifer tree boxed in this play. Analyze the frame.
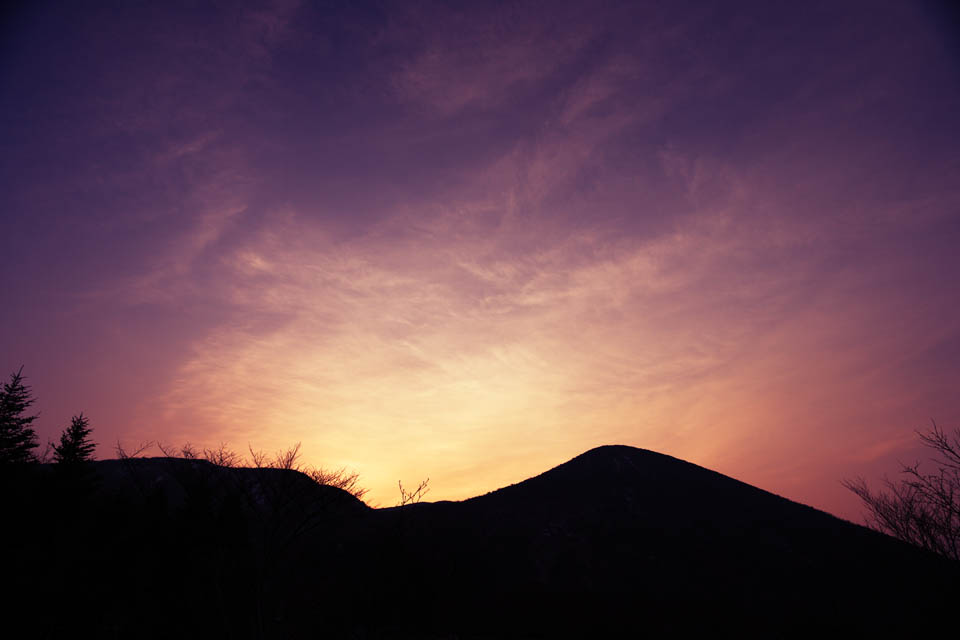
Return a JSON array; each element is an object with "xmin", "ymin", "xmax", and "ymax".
[
  {"xmin": 0, "ymin": 367, "xmax": 39, "ymax": 464},
  {"xmin": 53, "ymin": 413, "xmax": 96, "ymax": 464}
]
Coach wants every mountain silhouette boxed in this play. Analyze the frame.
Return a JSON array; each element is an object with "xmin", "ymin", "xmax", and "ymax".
[
  {"xmin": 354, "ymin": 445, "xmax": 958, "ymax": 636},
  {"xmin": 4, "ymin": 445, "xmax": 957, "ymax": 638}
]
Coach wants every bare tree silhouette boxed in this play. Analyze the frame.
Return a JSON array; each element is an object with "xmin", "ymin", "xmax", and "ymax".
[{"xmin": 844, "ymin": 421, "xmax": 960, "ymax": 561}]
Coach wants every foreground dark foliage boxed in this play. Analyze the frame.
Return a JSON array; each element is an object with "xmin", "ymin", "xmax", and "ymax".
[{"xmin": 3, "ymin": 446, "xmax": 958, "ymax": 638}]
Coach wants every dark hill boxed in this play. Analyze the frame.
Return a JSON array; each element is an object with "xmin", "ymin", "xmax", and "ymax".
[
  {"xmin": 4, "ymin": 446, "xmax": 958, "ymax": 638},
  {"xmin": 91, "ymin": 456, "xmax": 369, "ymax": 517},
  {"xmin": 358, "ymin": 445, "xmax": 958, "ymax": 636}
]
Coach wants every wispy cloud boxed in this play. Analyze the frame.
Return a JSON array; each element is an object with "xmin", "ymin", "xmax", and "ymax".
[
  {"xmin": 4, "ymin": 0, "xmax": 958, "ymax": 518},
  {"xmin": 389, "ymin": 2, "xmax": 596, "ymax": 116}
]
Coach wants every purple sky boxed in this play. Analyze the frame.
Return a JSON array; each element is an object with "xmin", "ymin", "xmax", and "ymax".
[{"xmin": 2, "ymin": 0, "xmax": 959, "ymax": 516}]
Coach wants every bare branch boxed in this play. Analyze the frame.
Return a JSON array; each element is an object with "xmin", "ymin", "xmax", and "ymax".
[
  {"xmin": 273, "ymin": 442, "xmax": 302, "ymax": 471},
  {"xmin": 203, "ymin": 443, "xmax": 241, "ymax": 467},
  {"xmin": 916, "ymin": 420, "xmax": 960, "ymax": 471},
  {"xmin": 398, "ymin": 477, "xmax": 430, "ymax": 507},
  {"xmin": 248, "ymin": 444, "xmax": 267, "ymax": 469},
  {"xmin": 116, "ymin": 439, "xmax": 152, "ymax": 460}
]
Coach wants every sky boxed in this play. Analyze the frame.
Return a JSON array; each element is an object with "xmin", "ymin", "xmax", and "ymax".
[{"xmin": 2, "ymin": 0, "xmax": 958, "ymax": 518}]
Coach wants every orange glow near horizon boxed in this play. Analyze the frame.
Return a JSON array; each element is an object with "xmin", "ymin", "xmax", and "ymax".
[
  {"xmin": 4, "ymin": 1, "xmax": 959, "ymax": 523},
  {"xmin": 104, "ymin": 202, "xmax": 957, "ymax": 517}
]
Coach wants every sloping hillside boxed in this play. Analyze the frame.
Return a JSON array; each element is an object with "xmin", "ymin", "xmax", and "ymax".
[{"xmin": 357, "ymin": 445, "xmax": 958, "ymax": 636}]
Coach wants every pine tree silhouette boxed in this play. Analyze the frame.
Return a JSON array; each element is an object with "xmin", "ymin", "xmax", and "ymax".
[
  {"xmin": 0, "ymin": 367, "xmax": 39, "ymax": 464},
  {"xmin": 53, "ymin": 413, "xmax": 96, "ymax": 464}
]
